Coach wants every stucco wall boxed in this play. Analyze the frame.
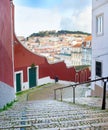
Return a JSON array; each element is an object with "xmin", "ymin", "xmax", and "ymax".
[
  {"xmin": 14, "ymin": 41, "xmax": 91, "ymax": 82},
  {"xmin": 91, "ymin": 0, "xmax": 108, "ymax": 96},
  {"xmin": 92, "ymin": 0, "xmax": 108, "ymax": 9},
  {"xmin": 92, "ymin": 1, "xmax": 108, "ymax": 79},
  {"xmin": 0, "ymin": 0, "xmax": 15, "ymax": 108},
  {"xmin": 0, "ymin": 82, "xmax": 15, "ymax": 108},
  {"xmin": 14, "ymin": 39, "xmax": 91, "ymax": 92},
  {"xmin": 0, "ymin": 0, "xmax": 14, "ymax": 87}
]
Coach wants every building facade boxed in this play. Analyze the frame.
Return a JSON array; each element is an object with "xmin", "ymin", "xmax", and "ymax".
[
  {"xmin": 82, "ymin": 36, "xmax": 92, "ymax": 65},
  {"xmin": 13, "ymin": 1, "xmax": 90, "ymax": 93},
  {"xmin": 92, "ymin": 0, "xmax": 108, "ymax": 97},
  {"xmin": 71, "ymin": 43, "xmax": 82, "ymax": 66},
  {"xmin": 0, "ymin": 0, "xmax": 15, "ymax": 108},
  {"xmin": 14, "ymin": 37, "xmax": 91, "ymax": 93}
]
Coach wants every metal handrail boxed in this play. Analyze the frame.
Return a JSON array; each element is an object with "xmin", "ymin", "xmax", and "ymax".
[{"xmin": 54, "ymin": 76, "xmax": 108, "ymax": 110}]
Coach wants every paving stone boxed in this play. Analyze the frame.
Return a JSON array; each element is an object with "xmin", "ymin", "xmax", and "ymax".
[{"xmin": 0, "ymin": 100, "xmax": 108, "ymax": 129}]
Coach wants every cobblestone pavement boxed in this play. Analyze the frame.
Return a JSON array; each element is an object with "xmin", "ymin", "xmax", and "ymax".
[
  {"xmin": 0, "ymin": 83, "xmax": 108, "ymax": 130},
  {"xmin": 0, "ymin": 100, "xmax": 108, "ymax": 130},
  {"xmin": 63, "ymin": 97, "xmax": 108, "ymax": 109},
  {"xmin": 55, "ymin": 84, "xmax": 108, "ymax": 109}
]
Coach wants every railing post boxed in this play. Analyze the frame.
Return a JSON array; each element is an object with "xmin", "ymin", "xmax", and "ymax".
[
  {"xmin": 60, "ymin": 89, "xmax": 63, "ymax": 101},
  {"xmin": 54, "ymin": 89, "xmax": 56, "ymax": 100},
  {"xmin": 53, "ymin": 77, "xmax": 108, "ymax": 106},
  {"xmin": 102, "ymin": 81, "xmax": 107, "ymax": 110},
  {"xmin": 73, "ymin": 86, "xmax": 75, "ymax": 104},
  {"xmin": 26, "ymin": 93, "xmax": 29, "ymax": 101}
]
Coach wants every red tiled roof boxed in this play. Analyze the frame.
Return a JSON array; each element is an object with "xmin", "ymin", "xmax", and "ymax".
[
  {"xmin": 84, "ymin": 35, "xmax": 92, "ymax": 42},
  {"xmin": 72, "ymin": 43, "xmax": 82, "ymax": 47}
]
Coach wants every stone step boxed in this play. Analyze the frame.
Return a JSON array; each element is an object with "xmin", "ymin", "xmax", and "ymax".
[{"xmin": 0, "ymin": 100, "xmax": 108, "ymax": 130}]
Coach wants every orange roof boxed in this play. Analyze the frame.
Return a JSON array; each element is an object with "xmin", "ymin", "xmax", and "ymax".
[
  {"xmin": 84, "ymin": 35, "xmax": 92, "ymax": 41},
  {"xmin": 72, "ymin": 43, "xmax": 82, "ymax": 47}
]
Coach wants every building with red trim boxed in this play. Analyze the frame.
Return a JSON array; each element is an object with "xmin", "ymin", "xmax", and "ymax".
[
  {"xmin": 14, "ymin": 36, "xmax": 91, "ymax": 92},
  {"xmin": 0, "ymin": 0, "xmax": 91, "ymax": 102},
  {"xmin": 0, "ymin": 0, "xmax": 15, "ymax": 108}
]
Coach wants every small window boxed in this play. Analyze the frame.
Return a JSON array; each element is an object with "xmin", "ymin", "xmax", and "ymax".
[
  {"xmin": 96, "ymin": 15, "xmax": 103, "ymax": 35},
  {"xmin": 96, "ymin": 61, "xmax": 102, "ymax": 77}
]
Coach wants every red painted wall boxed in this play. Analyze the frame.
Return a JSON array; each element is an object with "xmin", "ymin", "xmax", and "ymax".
[
  {"xmin": 14, "ymin": 37, "xmax": 90, "ymax": 83},
  {"xmin": 0, "ymin": 0, "xmax": 14, "ymax": 87},
  {"xmin": 48, "ymin": 62, "xmax": 76, "ymax": 81}
]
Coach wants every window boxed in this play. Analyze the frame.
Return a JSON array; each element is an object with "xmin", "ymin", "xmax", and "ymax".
[
  {"xmin": 96, "ymin": 15, "xmax": 103, "ymax": 35},
  {"xmin": 95, "ymin": 61, "xmax": 102, "ymax": 77}
]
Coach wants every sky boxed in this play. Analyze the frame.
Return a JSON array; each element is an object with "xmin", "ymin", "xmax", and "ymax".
[{"xmin": 13, "ymin": 0, "xmax": 92, "ymax": 37}]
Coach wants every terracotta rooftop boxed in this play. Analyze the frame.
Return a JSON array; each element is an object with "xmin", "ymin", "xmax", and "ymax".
[
  {"xmin": 72, "ymin": 42, "xmax": 82, "ymax": 47},
  {"xmin": 84, "ymin": 35, "xmax": 92, "ymax": 42}
]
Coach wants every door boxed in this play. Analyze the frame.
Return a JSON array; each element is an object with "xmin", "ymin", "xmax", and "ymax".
[
  {"xmin": 29, "ymin": 67, "xmax": 36, "ymax": 88},
  {"xmin": 16, "ymin": 73, "xmax": 21, "ymax": 92}
]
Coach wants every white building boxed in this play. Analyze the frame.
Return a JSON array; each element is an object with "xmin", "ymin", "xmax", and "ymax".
[
  {"xmin": 71, "ymin": 43, "xmax": 82, "ymax": 66},
  {"xmin": 82, "ymin": 36, "xmax": 92, "ymax": 65},
  {"xmin": 92, "ymin": 0, "xmax": 108, "ymax": 97},
  {"xmin": 60, "ymin": 47, "xmax": 72, "ymax": 56}
]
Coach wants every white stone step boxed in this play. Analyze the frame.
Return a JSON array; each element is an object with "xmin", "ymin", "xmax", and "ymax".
[{"xmin": 0, "ymin": 100, "xmax": 108, "ymax": 129}]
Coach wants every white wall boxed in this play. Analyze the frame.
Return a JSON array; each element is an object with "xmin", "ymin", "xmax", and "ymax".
[
  {"xmin": 92, "ymin": 0, "xmax": 108, "ymax": 90},
  {"xmin": 0, "ymin": 82, "xmax": 15, "ymax": 108},
  {"xmin": 38, "ymin": 77, "xmax": 54, "ymax": 86},
  {"xmin": 92, "ymin": 0, "xmax": 108, "ymax": 9}
]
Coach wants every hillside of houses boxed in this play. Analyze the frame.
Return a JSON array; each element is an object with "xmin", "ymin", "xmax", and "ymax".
[{"xmin": 18, "ymin": 31, "xmax": 92, "ymax": 67}]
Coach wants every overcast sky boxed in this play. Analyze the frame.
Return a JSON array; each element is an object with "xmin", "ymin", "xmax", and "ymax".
[{"xmin": 13, "ymin": 0, "xmax": 92, "ymax": 37}]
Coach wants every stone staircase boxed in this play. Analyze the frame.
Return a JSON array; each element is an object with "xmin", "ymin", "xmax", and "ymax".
[{"xmin": 0, "ymin": 100, "xmax": 108, "ymax": 130}]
